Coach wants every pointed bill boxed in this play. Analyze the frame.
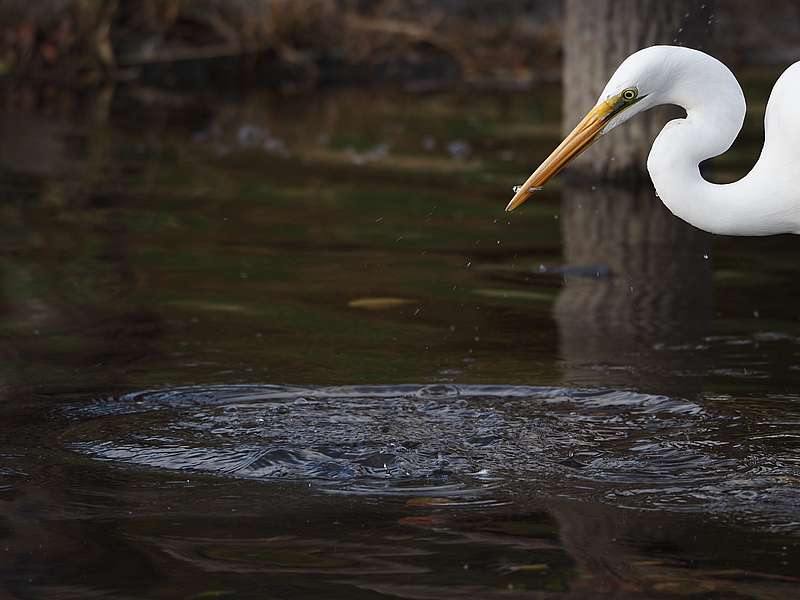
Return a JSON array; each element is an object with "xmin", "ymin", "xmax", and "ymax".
[{"xmin": 505, "ymin": 95, "xmax": 621, "ymax": 212}]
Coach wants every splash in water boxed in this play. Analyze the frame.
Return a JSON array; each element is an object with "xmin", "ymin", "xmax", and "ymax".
[{"xmin": 64, "ymin": 384, "xmax": 800, "ymax": 530}]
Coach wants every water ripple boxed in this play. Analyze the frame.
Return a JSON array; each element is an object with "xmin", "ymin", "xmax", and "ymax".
[{"xmin": 64, "ymin": 384, "xmax": 800, "ymax": 529}]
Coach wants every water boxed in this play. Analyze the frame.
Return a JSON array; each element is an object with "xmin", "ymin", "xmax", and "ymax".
[
  {"xmin": 2, "ymin": 82, "xmax": 800, "ymax": 598},
  {"xmin": 64, "ymin": 384, "xmax": 800, "ymax": 529}
]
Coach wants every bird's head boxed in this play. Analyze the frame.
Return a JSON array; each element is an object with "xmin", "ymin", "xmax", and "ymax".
[{"xmin": 506, "ymin": 46, "xmax": 679, "ymax": 212}]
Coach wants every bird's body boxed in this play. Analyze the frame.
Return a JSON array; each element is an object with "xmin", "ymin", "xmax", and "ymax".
[{"xmin": 507, "ymin": 46, "xmax": 800, "ymax": 236}]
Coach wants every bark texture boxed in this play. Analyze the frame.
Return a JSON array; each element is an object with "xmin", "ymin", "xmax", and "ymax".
[{"xmin": 563, "ymin": 0, "xmax": 714, "ymax": 177}]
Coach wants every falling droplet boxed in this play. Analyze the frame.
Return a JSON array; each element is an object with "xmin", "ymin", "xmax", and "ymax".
[{"xmin": 703, "ymin": 253, "xmax": 709, "ymax": 259}]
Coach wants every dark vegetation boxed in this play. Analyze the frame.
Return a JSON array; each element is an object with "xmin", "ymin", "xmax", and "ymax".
[
  {"xmin": 0, "ymin": 0, "xmax": 563, "ymax": 89},
  {"xmin": 0, "ymin": 0, "xmax": 798, "ymax": 90}
]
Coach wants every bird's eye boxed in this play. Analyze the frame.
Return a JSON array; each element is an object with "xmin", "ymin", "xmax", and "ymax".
[{"xmin": 622, "ymin": 88, "xmax": 637, "ymax": 101}]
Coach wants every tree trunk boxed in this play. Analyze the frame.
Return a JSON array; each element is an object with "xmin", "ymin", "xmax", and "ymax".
[
  {"xmin": 555, "ymin": 0, "xmax": 715, "ymax": 397},
  {"xmin": 563, "ymin": 0, "xmax": 714, "ymax": 178}
]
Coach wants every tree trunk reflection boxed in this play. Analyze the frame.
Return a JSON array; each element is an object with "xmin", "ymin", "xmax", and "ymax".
[{"xmin": 556, "ymin": 181, "xmax": 711, "ymax": 395}]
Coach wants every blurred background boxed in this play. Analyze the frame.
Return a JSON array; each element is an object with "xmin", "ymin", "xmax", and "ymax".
[
  {"xmin": 3, "ymin": 0, "xmax": 800, "ymax": 392},
  {"xmin": 3, "ymin": 2, "xmax": 800, "ymax": 598},
  {"xmin": 0, "ymin": 0, "xmax": 798, "ymax": 88}
]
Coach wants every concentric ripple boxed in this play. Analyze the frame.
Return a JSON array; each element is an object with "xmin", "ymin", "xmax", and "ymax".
[{"xmin": 63, "ymin": 384, "xmax": 800, "ymax": 529}]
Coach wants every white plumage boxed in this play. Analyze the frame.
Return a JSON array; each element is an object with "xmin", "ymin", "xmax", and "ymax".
[{"xmin": 507, "ymin": 45, "xmax": 800, "ymax": 236}]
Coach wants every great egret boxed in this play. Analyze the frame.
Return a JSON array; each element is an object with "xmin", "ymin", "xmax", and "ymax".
[{"xmin": 506, "ymin": 46, "xmax": 800, "ymax": 236}]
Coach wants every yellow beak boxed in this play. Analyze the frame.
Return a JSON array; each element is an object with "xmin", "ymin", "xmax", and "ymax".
[{"xmin": 505, "ymin": 95, "xmax": 622, "ymax": 212}]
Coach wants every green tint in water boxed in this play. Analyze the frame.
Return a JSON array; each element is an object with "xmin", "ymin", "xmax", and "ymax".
[
  {"xmin": 1, "ymin": 84, "xmax": 800, "ymax": 598},
  {"xmin": 1, "ymin": 87, "xmax": 568, "ymax": 390}
]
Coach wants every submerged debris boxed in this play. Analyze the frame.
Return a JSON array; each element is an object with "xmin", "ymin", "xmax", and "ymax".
[{"xmin": 348, "ymin": 297, "xmax": 417, "ymax": 310}]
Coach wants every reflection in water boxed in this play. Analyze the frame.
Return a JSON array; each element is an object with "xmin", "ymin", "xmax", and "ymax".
[
  {"xmin": 555, "ymin": 180, "xmax": 712, "ymax": 394},
  {"xmin": 64, "ymin": 384, "xmax": 800, "ymax": 532},
  {"xmin": 0, "ymin": 85, "xmax": 113, "ymax": 176},
  {"xmin": 1, "ymin": 84, "xmax": 800, "ymax": 599},
  {"xmin": 27, "ymin": 382, "xmax": 795, "ymax": 598}
]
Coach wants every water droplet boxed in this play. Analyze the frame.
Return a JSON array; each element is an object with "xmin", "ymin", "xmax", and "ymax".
[
  {"xmin": 513, "ymin": 185, "xmax": 542, "ymax": 194},
  {"xmin": 703, "ymin": 253, "xmax": 709, "ymax": 259}
]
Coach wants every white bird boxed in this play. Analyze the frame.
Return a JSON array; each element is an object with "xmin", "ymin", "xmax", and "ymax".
[{"xmin": 506, "ymin": 45, "xmax": 800, "ymax": 236}]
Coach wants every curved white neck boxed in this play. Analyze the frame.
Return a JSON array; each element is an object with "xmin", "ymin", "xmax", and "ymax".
[
  {"xmin": 643, "ymin": 51, "xmax": 800, "ymax": 236},
  {"xmin": 645, "ymin": 53, "xmax": 760, "ymax": 235}
]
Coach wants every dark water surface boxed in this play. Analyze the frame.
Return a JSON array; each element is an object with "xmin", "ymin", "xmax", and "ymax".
[{"xmin": 1, "ymin": 83, "xmax": 799, "ymax": 598}]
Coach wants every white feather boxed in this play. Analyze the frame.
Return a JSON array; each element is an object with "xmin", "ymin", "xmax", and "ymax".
[{"xmin": 600, "ymin": 46, "xmax": 800, "ymax": 236}]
